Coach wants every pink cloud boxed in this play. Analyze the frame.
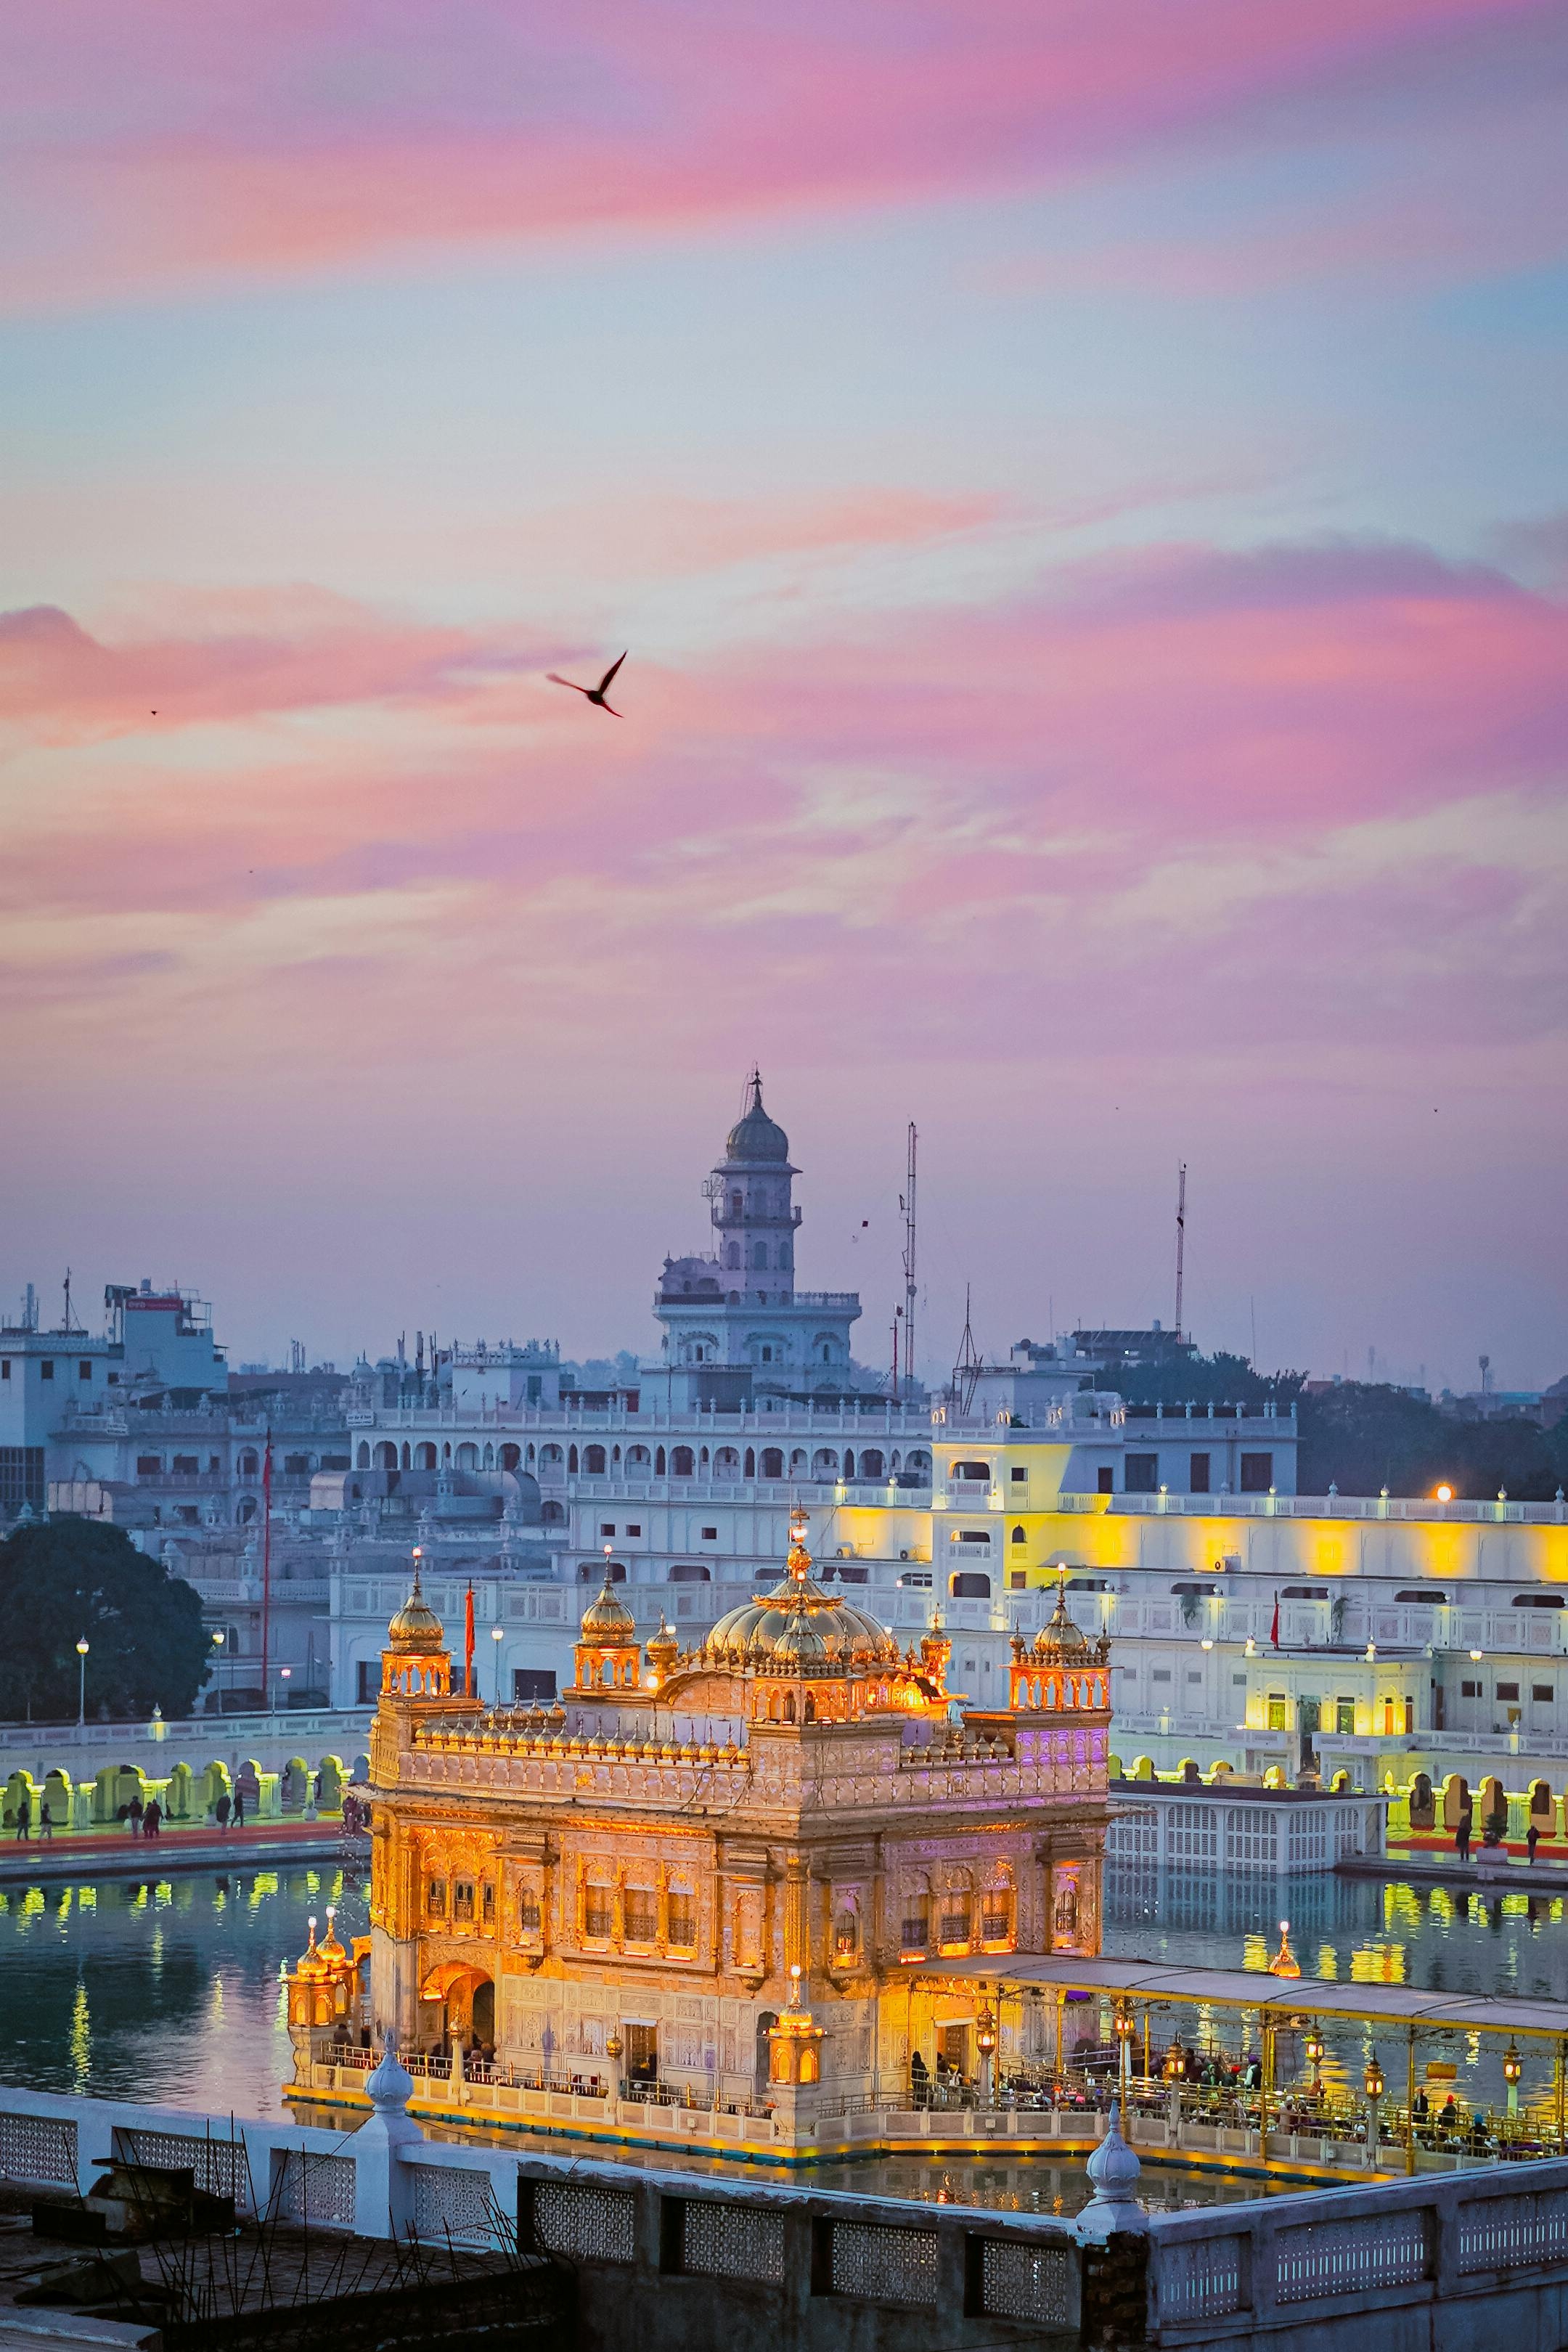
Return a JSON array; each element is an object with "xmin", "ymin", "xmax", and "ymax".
[
  {"xmin": 2, "ymin": 0, "xmax": 1526, "ymax": 306},
  {"xmin": 4, "ymin": 534, "xmax": 1562, "ymax": 1008},
  {"xmin": 0, "ymin": 594, "xmax": 526, "ymax": 746}
]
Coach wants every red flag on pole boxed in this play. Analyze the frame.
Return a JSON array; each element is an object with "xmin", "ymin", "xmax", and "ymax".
[
  {"xmin": 465, "ymin": 1582, "xmax": 475, "ymax": 1696},
  {"xmin": 1270, "ymin": 1593, "xmax": 1281, "ymax": 1647}
]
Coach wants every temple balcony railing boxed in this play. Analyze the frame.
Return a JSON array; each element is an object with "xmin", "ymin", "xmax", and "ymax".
[
  {"xmin": 1050, "ymin": 1490, "xmax": 1566, "ymax": 1525},
  {"xmin": 565, "ymin": 1477, "xmax": 930, "ymax": 1507},
  {"xmin": 346, "ymin": 1400, "xmax": 935, "ymax": 1434}
]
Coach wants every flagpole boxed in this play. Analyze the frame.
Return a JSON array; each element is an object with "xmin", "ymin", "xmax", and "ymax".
[{"xmin": 261, "ymin": 1429, "xmax": 273, "ymax": 1709}]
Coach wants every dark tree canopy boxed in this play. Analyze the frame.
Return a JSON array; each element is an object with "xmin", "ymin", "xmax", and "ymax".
[
  {"xmin": 0, "ymin": 1520, "xmax": 212, "ymax": 1721},
  {"xmin": 1094, "ymin": 1348, "xmax": 1568, "ymax": 1499},
  {"xmin": 1093, "ymin": 1349, "xmax": 1303, "ymax": 1409},
  {"xmin": 1297, "ymin": 1384, "xmax": 1568, "ymax": 1502}
]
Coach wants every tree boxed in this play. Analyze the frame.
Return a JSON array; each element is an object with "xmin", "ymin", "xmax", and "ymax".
[
  {"xmin": 1093, "ymin": 1349, "xmax": 1303, "ymax": 1409},
  {"xmin": 0, "ymin": 1520, "xmax": 212, "ymax": 1721},
  {"xmin": 1297, "ymin": 1383, "xmax": 1568, "ymax": 1500}
]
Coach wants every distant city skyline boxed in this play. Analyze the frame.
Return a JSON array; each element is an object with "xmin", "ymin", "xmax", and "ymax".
[
  {"xmin": 3, "ymin": 1065, "xmax": 1559, "ymax": 1396},
  {"xmin": 3, "ymin": 4, "xmax": 1563, "ymax": 1390}
]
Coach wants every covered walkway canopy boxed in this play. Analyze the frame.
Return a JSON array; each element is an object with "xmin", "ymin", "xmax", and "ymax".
[{"xmin": 907, "ymin": 1953, "xmax": 1568, "ymax": 2043}]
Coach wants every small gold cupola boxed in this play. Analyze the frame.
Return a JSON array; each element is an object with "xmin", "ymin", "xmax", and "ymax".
[{"xmin": 575, "ymin": 1560, "xmax": 642, "ymax": 1694}]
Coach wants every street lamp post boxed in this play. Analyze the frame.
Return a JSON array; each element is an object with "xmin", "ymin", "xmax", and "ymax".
[
  {"xmin": 75, "ymin": 1638, "xmax": 89, "ymax": 1726},
  {"xmin": 1114, "ymin": 2004, "xmax": 1136, "ymax": 2099},
  {"xmin": 491, "ymin": 1622, "xmax": 505, "ymax": 1705},
  {"xmin": 975, "ymin": 2004, "xmax": 998, "ymax": 2107},
  {"xmin": 1365, "ymin": 2052, "xmax": 1386, "ymax": 2163},
  {"xmin": 211, "ymin": 1630, "xmax": 224, "ymax": 1714}
]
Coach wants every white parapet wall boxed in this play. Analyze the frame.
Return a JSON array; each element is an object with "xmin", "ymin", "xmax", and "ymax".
[{"xmin": 4, "ymin": 2081, "xmax": 1568, "ymax": 2348}]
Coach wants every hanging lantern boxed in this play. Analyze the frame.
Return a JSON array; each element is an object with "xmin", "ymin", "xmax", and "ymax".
[
  {"xmin": 1113, "ymin": 2006, "xmax": 1136, "ymax": 2046},
  {"xmin": 976, "ymin": 2004, "xmax": 998, "ymax": 2057},
  {"xmin": 1503, "ymin": 2041, "xmax": 1523, "ymax": 2086},
  {"xmin": 1304, "ymin": 2025, "xmax": 1325, "ymax": 2068},
  {"xmin": 1163, "ymin": 2038, "xmax": 1187, "ymax": 2083},
  {"xmin": 1364, "ymin": 2054, "xmax": 1385, "ymax": 2101}
]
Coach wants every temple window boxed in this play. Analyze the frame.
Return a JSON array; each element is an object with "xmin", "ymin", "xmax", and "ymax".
[
  {"xmin": 482, "ymin": 1884, "xmax": 495, "ymax": 1924},
  {"xmin": 981, "ymin": 1885, "xmax": 1013, "ymax": 1943},
  {"xmin": 428, "ymin": 1878, "xmax": 446, "ymax": 1918},
  {"xmin": 901, "ymin": 1894, "xmax": 929, "ymax": 1951},
  {"xmin": 938, "ymin": 1893, "xmax": 971, "ymax": 1947},
  {"xmin": 668, "ymin": 1891, "xmax": 696, "ymax": 1950},
  {"xmin": 624, "ymin": 1888, "xmax": 658, "ymax": 1943},
  {"xmin": 453, "ymin": 1881, "xmax": 475, "ymax": 1922},
  {"xmin": 834, "ymin": 1906, "xmax": 859, "ymax": 1958},
  {"xmin": 584, "ymin": 1885, "xmax": 613, "ymax": 1940},
  {"xmin": 520, "ymin": 1890, "xmax": 542, "ymax": 1934}
]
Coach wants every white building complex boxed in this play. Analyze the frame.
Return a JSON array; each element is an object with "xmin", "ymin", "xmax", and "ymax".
[{"xmin": 10, "ymin": 1083, "xmax": 1567, "ymax": 1816}]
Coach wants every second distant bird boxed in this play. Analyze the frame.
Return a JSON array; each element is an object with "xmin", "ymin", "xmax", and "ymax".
[{"xmin": 547, "ymin": 650, "xmax": 627, "ymax": 716}]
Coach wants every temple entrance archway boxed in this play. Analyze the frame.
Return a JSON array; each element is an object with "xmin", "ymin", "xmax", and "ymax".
[{"xmin": 419, "ymin": 1961, "xmax": 493, "ymax": 2053}]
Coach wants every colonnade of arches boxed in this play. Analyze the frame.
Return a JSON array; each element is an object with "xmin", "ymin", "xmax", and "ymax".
[
  {"xmin": 0, "ymin": 1750, "xmax": 369, "ymax": 1832},
  {"xmin": 531, "ymin": 1440, "xmax": 929, "ymax": 1484},
  {"xmin": 358, "ymin": 1440, "xmax": 526, "ymax": 1473}
]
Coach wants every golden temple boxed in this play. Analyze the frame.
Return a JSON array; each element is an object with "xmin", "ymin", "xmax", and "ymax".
[{"xmin": 287, "ymin": 1514, "xmax": 1113, "ymax": 2155}]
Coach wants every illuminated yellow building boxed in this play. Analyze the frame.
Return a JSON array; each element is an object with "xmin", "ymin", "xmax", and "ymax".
[{"xmin": 346, "ymin": 1517, "xmax": 1111, "ymax": 2139}]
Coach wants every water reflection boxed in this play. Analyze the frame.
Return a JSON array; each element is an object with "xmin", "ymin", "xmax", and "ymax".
[
  {"xmin": 0, "ymin": 1859, "xmax": 1557, "ymax": 2194},
  {"xmin": 0, "ymin": 1866, "xmax": 368, "ymax": 2120},
  {"xmin": 1104, "ymin": 1863, "xmax": 1568, "ymax": 1998}
]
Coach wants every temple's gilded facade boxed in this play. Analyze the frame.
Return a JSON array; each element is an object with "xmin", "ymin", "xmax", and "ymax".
[{"xmin": 354, "ymin": 1514, "xmax": 1111, "ymax": 2128}]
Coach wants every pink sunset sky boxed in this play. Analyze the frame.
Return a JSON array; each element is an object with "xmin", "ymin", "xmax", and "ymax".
[{"xmin": 3, "ymin": 0, "xmax": 1565, "ymax": 1388}]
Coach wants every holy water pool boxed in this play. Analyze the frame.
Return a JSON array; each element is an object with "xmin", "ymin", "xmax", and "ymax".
[{"xmin": 0, "ymin": 1859, "xmax": 1560, "ymax": 2211}]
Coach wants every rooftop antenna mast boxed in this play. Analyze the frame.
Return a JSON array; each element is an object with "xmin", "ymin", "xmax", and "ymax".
[
  {"xmin": 61, "ymin": 1267, "xmax": 81, "ymax": 1333},
  {"xmin": 1173, "ymin": 1164, "xmax": 1188, "ymax": 1343},
  {"xmin": 953, "ymin": 1285, "xmax": 982, "ymax": 1417},
  {"xmin": 899, "ymin": 1122, "xmax": 918, "ymax": 1394}
]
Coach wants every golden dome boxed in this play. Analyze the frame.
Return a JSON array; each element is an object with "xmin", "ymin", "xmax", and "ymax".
[
  {"xmin": 1032, "ymin": 1582, "xmax": 1103, "ymax": 1663},
  {"xmin": 646, "ymin": 1613, "xmax": 679, "ymax": 1669},
  {"xmin": 295, "ymin": 1914, "xmax": 330, "ymax": 1980},
  {"xmin": 699, "ymin": 1509, "xmax": 899, "ymax": 1675},
  {"xmin": 580, "ymin": 1574, "xmax": 636, "ymax": 1640},
  {"xmin": 388, "ymin": 1569, "xmax": 444, "ymax": 1650}
]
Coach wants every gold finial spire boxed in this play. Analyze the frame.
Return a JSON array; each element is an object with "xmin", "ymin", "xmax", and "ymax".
[{"xmin": 786, "ymin": 1504, "xmax": 812, "ymax": 1583}]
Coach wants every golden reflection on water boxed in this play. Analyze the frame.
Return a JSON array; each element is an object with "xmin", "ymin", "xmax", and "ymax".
[{"xmin": 69, "ymin": 1979, "xmax": 91, "ymax": 2094}]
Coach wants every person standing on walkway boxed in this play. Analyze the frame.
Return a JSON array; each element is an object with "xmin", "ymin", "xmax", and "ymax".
[
  {"xmin": 1455, "ymin": 1806, "xmax": 1472, "ymax": 1863},
  {"xmin": 232, "ymin": 1787, "xmax": 245, "ymax": 1829},
  {"xmin": 144, "ymin": 1798, "xmax": 162, "ymax": 1839},
  {"xmin": 1527, "ymin": 1820, "xmax": 1540, "ymax": 1866},
  {"xmin": 38, "ymin": 1801, "xmax": 52, "ymax": 1842},
  {"xmin": 215, "ymin": 1791, "xmax": 232, "ymax": 1833},
  {"xmin": 128, "ymin": 1793, "xmax": 144, "ymax": 1837},
  {"xmin": 15, "ymin": 1793, "xmax": 29, "ymax": 1841}
]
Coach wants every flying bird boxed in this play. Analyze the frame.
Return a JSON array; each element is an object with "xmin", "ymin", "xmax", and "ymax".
[{"xmin": 547, "ymin": 651, "xmax": 627, "ymax": 715}]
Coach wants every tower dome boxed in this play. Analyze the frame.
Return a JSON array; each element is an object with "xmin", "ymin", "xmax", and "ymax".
[
  {"xmin": 580, "ymin": 1575, "xmax": 636, "ymax": 1640},
  {"xmin": 725, "ymin": 1071, "xmax": 790, "ymax": 1164},
  {"xmin": 388, "ymin": 1570, "xmax": 444, "ymax": 1649}
]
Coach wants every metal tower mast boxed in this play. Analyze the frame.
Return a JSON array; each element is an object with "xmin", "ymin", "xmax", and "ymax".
[
  {"xmin": 1174, "ymin": 1163, "xmax": 1188, "ymax": 1342},
  {"xmin": 953, "ymin": 1286, "xmax": 982, "ymax": 1417},
  {"xmin": 900, "ymin": 1123, "xmax": 918, "ymax": 1392}
]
